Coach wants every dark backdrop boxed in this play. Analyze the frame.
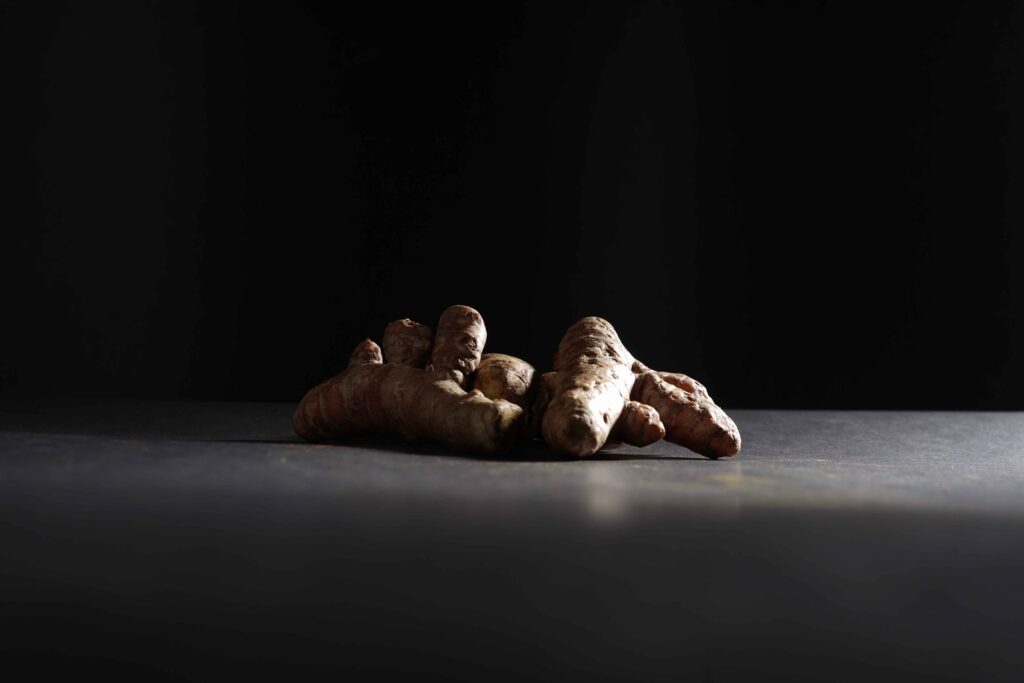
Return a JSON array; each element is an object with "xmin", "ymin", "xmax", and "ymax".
[{"xmin": 2, "ymin": 0, "xmax": 1022, "ymax": 408}]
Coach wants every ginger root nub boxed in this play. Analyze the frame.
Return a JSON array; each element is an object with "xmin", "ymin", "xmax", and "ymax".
[
  {"xmin": 633, "ymin": 371, "xmax": 740, "ymax": 459},
  {"xmin": 613, "ymin": 400, "xmax": 665, "ymax": 447},
  {"xmin": 471, "ymin": 354, "xmax": 550, "ymax": 439},
  {"xmin": 382, "ymin": 319, "xmax": 433, "ymax": 367},
  {"xmin": 430, "ymin": 304, "xmax": 486, "ymax": 387},
  {"xmin": 541, "ymin": 317, "xmax": 638, "ymax": 457},
  {"xmin": 471, "ymin": 353, "xmax": 537, "ymax": 409},
  {"xmin": 350, "ymin": 339, "xmax": 383, "ymax": 366}
]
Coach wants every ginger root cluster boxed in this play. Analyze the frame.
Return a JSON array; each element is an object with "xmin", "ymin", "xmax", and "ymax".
[{"xmin": 294, "ymin": 305, "xmax": 741, "ymax": 459}]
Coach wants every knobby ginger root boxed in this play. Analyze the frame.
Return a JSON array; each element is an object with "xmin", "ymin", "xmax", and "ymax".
[
  {"xmin": 295, "ymin": 308, "xmax": 739, "ymax": 459},
  {"xmin": 381, "ymin": 318, "xmax": 432, "ymax": 367},
  {"xmin": 470, "ymin": 353, "xmax": 548, "ymax": 437},
  {"xmin": 542, "ymin": 317, "xmax": 740, "ymax": 459},
  {"xmin": 293, "ymin": 305, "xmax": 524, "ymax": 453},
  {"xmin": 611, "ymin": 400, "xmax": 666, "ymax": 447}
]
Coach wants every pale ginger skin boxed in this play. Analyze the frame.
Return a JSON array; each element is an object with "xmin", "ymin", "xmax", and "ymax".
[
  {"xmin": 542, "ymin": 317, "xmax": 741, "ymax": 459},
  {"xmin": 470, "ymin": 353, "xmax": 548, "ymax": 437},
  {"xmin": 293, "ymin": 305, "xmax": 524, "ymax": 454}
]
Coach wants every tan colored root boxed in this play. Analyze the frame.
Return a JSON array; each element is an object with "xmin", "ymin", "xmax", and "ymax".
[
  {"xmin": 429, "ymin": 305, "xmax": 486, "ymax": 386},
  {"xmin": 293, "ymin": 340, "xmax": 381, "ymax": 441},
  {"xmin": 350, "ymin": 338, "xmax": 384, "ymax": 366},
  {"xmin": 472, "ymin": 354, "xmax": 537, "ymax": 410},
  {"xmin": 542, "ymin": 317, "xmax": 740, "ymax": 459},
  {"xmin": 541, "ymin": 317, "xmax": 639, "ymax": 457},
  {"xmin": 382, "ymin": 319, "xmax": 433, "ymax": 367},
  {"xmin": 293, "ymin": 305, "xmax": 523, "ymax": 454},
  {"xmin": 470, "ymin": 354, "xmax": 552, "ymax": 438},
  {"xmin": 612, "ymin": 400, "xmax": 665, "ymax": 447},
  {"xmin": 633, "ymin": 372, "xmax": 740, "ymax": 458},
  {"xmin": 295, "ymin": 310, "xmax": 738, "ymax": 458}
]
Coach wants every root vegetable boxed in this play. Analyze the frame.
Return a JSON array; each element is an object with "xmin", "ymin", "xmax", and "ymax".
[
  {"xmin": 293, "ymin": 305, "xmax": 524, "ymax": 454},
  {"xmin": 470, "ymin": 353, "xmax": 548, "ymax": 438},
  {"xmin": 428, "ymin": 305, "xmax": 486, "ymax": 385},
  {"xmin": 295, "ymin": 308, "xmax": 740, "ymax": 459},
  {"xmin": 632, "ymin": 371, "xmax": 740, "ymax": 459},
  {"xmin": 471, "ymin": 353, "xmax": 537, "ymax": 410},
  {"xmin": 541, "ymin": 317, "xmax": 740, "ymax": 459},
  {"xmin": 612, "ymin": 400, "xmax": 665, "ymax": 447},
  {"xmin": 382, "ymin": 319, "xmax": 432, "ymax": 367}
]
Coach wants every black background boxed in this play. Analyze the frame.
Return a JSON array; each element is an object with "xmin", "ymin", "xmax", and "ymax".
[{"xmin": 3, "ymin": 0, "xmax": 1022, "ymax": 408}]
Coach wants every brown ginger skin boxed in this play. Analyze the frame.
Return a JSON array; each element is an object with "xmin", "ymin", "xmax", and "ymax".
[
  {"xmin": 429, "ymin": 305, "xmax": 486, "ymax": 385},
  {"xmin": 293, "ymin": 305, "xmax": 524, "ymax": 454},
  {"xmin": 470, "ymin": 353, "xmax": 549, "ymax": 438},
  {"xmin": 612, "ymin": 400, "xmax": 666, "ymax": 447},
  {"xmin": 632, "ymin": 372, "xmax": 740, "ymax": 458},
  {"xmin": 469, "ymin": 352, "xmax": 666, "ymax": 449},
  {"xmin": 382, "ymin": 319, "xmax": 432, "ymax": 367},
  {"xmin": 541, "ymin": 316, "xmax": 740, "ymax": 459},
  {"xmin": 542, "ymin": 317, "xmax": 639, "ymax": 456},
  {"xmin": 471, "ymin": 354, "xmax": 537, "ymax": 409}
]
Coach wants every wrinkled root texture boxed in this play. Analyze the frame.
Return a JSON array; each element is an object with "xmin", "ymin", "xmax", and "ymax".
[
  {"xmin": 293, "ymin": 305, "xmax": 525, "ymax": 454},
  {"xmin": 295, "ymin": 359, "xmax": 523, "ymax": 453},
  {"xmin": 541, "ymin": 317, "xmax": 741, "ymax": 459}
]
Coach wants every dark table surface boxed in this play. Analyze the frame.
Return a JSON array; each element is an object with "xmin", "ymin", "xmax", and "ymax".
[{"xmin": 2, "ymin": 401, "xmax": 1023, "ymax": 680}]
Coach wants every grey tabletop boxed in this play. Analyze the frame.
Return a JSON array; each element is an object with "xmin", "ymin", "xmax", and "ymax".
[{"xmin": 1, "ymin": 401, "xmax": 1023, "ymax": 680}]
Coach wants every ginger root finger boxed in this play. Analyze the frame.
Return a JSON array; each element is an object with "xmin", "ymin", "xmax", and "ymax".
[
  {"xmin": 382, "ymin": 319, "xmax": 433, "ymax": 367},
  {"xmin": 350, "ymin": 338, "xmax": 384, "ymax": 366},
  {"xmin": 429, "ymin": 304, "xmax": 486, "ymax": 386},
  {"xmin": 651, "ymin": 370, "xmax": 740, "ymax": 457},
  {"xmin": 612, "ymin": 400, "xmax": 666, "ymax": 447},
  {"xmin": 633, "ymin": 371, "xmax": 741, "ymax": 459},
  {"xmin": 471, "ymin": 354, "xmax": 537, "ymax": 409},
  {"xmin": 293, "ymin": 382, "xmax": 331, "ymax": 441},
  {"xmin": 541, "ymin": 317, "xmax": 639, "ymax": 457},
  {"xmin": 293, "ymin": 339, "xmax": 383, "ymax": 440},
  {"xmin": 470, "ymin": 354, "xmax": 552, "ymax": 438}
]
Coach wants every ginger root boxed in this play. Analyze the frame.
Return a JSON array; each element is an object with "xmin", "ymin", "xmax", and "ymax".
[
  {"xmin": 381, "ymin": 318, "xmax": 432, "ymax": 367},
  {"xmin": 470, "ymin": 353, "xmax": 548, "ymax": 438},
  {"xmin": 542, "ymin": 317, "xmax": 740, "ymax": 459},
  {"xmin": 293, "ymin": 305, "xmax": 524, "ymax": 453},
  {"xmin": 294, "ymin": 308, "xmax": 739, "ymax": 459}
]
